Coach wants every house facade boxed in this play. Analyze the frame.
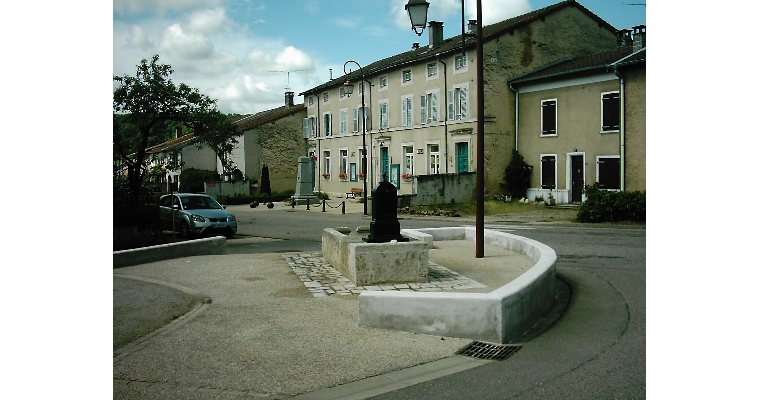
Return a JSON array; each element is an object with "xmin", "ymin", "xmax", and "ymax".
[
  {"xmin": 147, "ymin": 92, "xmax": 307, "ymax": 195},
  {"xmin": 300, "ymin": 0, "xmax": 620, "ymax": 199},
  {"xmin": 508, "ymin": 27, "xmax": 646, "ymax": 204}
]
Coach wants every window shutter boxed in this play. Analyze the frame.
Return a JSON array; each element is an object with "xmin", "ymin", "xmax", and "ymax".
[
  {"xmin": 602, "ymin": 93, "xmax": 620, "ymax": 131},
  {"xmin": 448, "ymin": 89, "xmax": 455, "ymax": 121},
  {"xmin": 542, "ymin": 101, "xmax": 556, "ymax": 134},
  {"xmin": 401, "ymin": 99, "xmax": 408, "ymax": 127},
  {"xmin": 431, "ymin": 92, "xmax": 438, "ymax": 122},
  {"xmin": 353, "ymin": 109, "xmax": 358, "ymax": 132},
  {"xmin": 420, "ymin": 95, "xmax": 427, "ymax": 124},
  {"xmin": 459, "ymin": 87, "xmax": 468, "ymax": 119},
  {"xmin": 302, "ymin": 118, "xmax": 311, "ymax": 139},
  {"xmin": 541, "ymin": 156, "xmax": 556, "ymax": 188}
]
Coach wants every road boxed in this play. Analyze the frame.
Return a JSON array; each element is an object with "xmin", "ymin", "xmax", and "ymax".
[{"xmin": 230, "ymin": 205, "xmax": 646, "ymax": 398}]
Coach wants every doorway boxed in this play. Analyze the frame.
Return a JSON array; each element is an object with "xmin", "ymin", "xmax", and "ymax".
[{"xmin": 571, "ymin": 155, "xmax": 584, "ymax": 203}]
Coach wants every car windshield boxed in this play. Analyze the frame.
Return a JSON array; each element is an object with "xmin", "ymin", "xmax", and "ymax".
[{"xmin": 179, "ymin": 196, "xmax": 223, "ymax": 210}]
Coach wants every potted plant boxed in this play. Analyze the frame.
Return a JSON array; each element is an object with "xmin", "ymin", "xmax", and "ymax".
[
  {"xmin": 402, "ymin": 173, "xmax": 413, "ymax": 180},
  {"xmin": 322, "ymin": 173, "xmax": 330, "ymax": 179},
  {"xmin": 546, "ymin": 184, "xmax": 556, "ymax": 206},
  {"xmin": 338, "ymin": 173, "xmax": 348, "ymax": 180},
  {"xmin": 358, "ymin": 172, "xmax": 365, "ymax": 180}
]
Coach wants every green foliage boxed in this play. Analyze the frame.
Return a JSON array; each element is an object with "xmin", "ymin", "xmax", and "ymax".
[
  {"xmin": 576, "ymin": 183, "xmax": 646, "ymax": 223},
  {"xmin": 502, "ymin": 149, "xmax": 532, "ymax": 199},
  {"xmin": 188, "ymin": 109, "xmax": 239, "ymax": 173},
  {"xmin": 179, "ymin": 168, "xmax": 219, "ymax": 193},
  {"xmin": 113, "ymin": 55, "xmax": 220, "ymax": 205}
]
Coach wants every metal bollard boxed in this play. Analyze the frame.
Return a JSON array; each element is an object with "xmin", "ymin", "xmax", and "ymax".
[
  {"xmin": 306, "ymin": 199, "xmax": 310, "ymax": 210},
  {"xmin": 342, "ymin": 201, "xmax": 345, "ymax": 214},
  {"xmin": 322, "ymin": 200, "xmax": 326, "ymax": 212}
]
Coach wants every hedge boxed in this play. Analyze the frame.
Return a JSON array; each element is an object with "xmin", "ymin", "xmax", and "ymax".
[{"xmin": 576, "ymin": 183, "xmax": 645, "ymax": 223}]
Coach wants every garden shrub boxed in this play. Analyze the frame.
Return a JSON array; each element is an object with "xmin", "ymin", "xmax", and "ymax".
[
  {"xmin": 179, "ymin": 168, "xmax": 219, "ymax": 193},
  {"xmin": 502, "ymin": 149, "xmax": 532, "ymax": 200},
  {"xmin": 576, "ymin": 183, "xmax": 646, "ymax": 223}
]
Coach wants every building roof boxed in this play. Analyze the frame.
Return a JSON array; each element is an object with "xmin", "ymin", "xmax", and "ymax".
[
  {"xmin": 508, "ymin": 46, "xmax": 645, "ymax": 85},
  {"xmin": 300, "ymin": 0, "xmax": 617, "ymax": 96},
  {"xmin": 146, "ymin": 104, "xmax": 306, "ymax": 153}
]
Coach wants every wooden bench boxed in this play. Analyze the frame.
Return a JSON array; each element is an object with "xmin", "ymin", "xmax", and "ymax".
[{"xmin": 346, "ymin": 188, "xmax": 363, "ymax": 199}]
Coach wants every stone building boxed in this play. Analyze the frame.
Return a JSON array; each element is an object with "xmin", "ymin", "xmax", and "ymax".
[{"xmin": 300, "ymin": 0, "xmax": 621, "ymax": 198}]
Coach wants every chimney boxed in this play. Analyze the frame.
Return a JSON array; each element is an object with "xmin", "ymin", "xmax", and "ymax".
[
  {"xmin": 412, "ymin": 42, "xmax": 420, "ymax": 50},
  {"xmin": 285, "ymin": 91, "xmax": 294, "ymax": 107},
  {"xmin": 632, "ymin": 25, "xmax": 646, "ymax": 50},
  {"xmin": 617, "ymin": 29, "xmax": 632, "ymax": 47},
  {"xmin": 467, "ymin": 19, "xmax": 477, "ymax": 33},
  {"xmin": 428, "ymin": 21, "xmax": 444, "ymax": 48}
]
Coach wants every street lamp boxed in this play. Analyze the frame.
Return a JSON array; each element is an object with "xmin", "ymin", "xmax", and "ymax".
[
  {"xmin": 343, "ymin": 60, "xmax": 368, "ymax": 216},
  {"xmin": 405, "ymin": 0, "xmax": 485, "ymax": 258},
  {"xmin": 405, "ymin": 0, "xmax": 430, "ymax": 36}
]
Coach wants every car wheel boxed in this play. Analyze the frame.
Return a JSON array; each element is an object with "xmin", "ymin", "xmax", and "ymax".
[
  {"xmin": 225, "ymin": 229, "xmax": 235, "ymax": 239},
  {"xmin": 179, "ymin": 221, "xmax": 191, "ymax": 239}
]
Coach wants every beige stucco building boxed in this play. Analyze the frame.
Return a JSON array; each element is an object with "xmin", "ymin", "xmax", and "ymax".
[
  {"xmin": 508, "ymin": 29, "xmax": 646, "ymax": 203},
  {"xmin": 300, "ymin": 0, "xmax": 620, "ymax": 199}
]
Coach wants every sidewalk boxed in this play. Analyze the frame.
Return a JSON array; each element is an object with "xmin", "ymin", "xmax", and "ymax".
[{"xmin": 113, "ymin": 226, "xmax": 535, "ymax": 399}]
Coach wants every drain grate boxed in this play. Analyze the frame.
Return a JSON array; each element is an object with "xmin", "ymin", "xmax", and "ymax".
[{"xmin": 457, "ymin": 341, "xmax": 522, "ymax": 361}]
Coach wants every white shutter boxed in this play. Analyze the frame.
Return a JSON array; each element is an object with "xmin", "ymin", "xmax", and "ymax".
[
  {"xmin": 302, "ymin": 118, "xmax": 310, "ymax": 138},
  {"xmin": 420, "ymin": 95, "xmax": 427, "ymax": 125},
  {"xmin": 448, "ymin": 89, "xmax": 455, "ymax": 121},
  {"xmin": 459, "ymin": 87, "xmax": 468, "ymax": 119},
  {"xmin": 431, "ymin": 93, "xmax": 438, "ymax": 122},
  {"xmin": 353, "ymin": 108, "xmax": 358, "ymax": 132}
]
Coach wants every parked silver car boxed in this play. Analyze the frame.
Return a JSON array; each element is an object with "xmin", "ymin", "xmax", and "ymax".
[{"xmin": 158, "ymin": 194, "xmax": 237, "ymax": 239}]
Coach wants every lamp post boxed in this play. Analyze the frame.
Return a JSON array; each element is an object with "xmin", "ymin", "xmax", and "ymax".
[
  {"xmin": 406, "ymin": 0, "xmax": 485, "ymax": 258},
  {"xmin": 343, "ymin": 60, "xmax": 368, "ymax": 216}
]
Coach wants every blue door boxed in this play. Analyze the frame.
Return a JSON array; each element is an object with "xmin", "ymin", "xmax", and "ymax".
[{"xmin": 456, "ymin": 142, "xmax": 469, "ymax": 173}]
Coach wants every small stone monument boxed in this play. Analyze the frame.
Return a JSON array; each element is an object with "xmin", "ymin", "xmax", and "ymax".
[
  {"xmin": 292, "ymin": 156, "xmax": 319, "ymax": 205},
  {"xmin": 363, "ymin": 180, "xmax": 409, "ymax": 243}
]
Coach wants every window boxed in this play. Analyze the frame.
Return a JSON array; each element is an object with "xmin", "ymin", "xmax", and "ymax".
[
  {"xmin": 303, "ymin": 117, "xmax": 315, "ymax": 138},
  {"xmin": 379, "ymin": 101, "xmax": 389, "ymax": 129},
  {"xmin": 323, "ymin": 113, "xmax": 332, "ymax": 136},
  {"xmin": 340, "ymin": 149, "xmax": 348, "ymax": 178},
  {"xmin": 541, "ymin": 99, "xmax": 557, "ymax": 136},
  {"xmin": 310, "ymin": 116, "xmax": 317, "ymax": 137},
  {"xmin": 540, "ymin": 155, "xmax": 557, "ymax": 189},
  {"xmin": 308, "ymin": 96, "xmax": 314, "ymax": 106},
  {"xmin": 429, "ymin": 144, "xmax": 440, "ymax": 174},
  {"xmin": 601, "ymin": 91, "xmax": 621, "ymax": 132},
  {"xmin": 448, "ymin": 86, "xmax": 469, "ymax": 120},
  {"xmin": 323, "ymin": 92, "xmax": 329, "ymax": 103},
  {"xmin": 323, "ymin": 151, "xmax": 331, "ymax": 177},
  {"xmin": 420, "ymin": 92, "xmax": 439, "ymax": 124},
  {"xmin": 379, "ymin": 75, "xmax": 388, "ymax": 90},
  {"xmin": 455, "ymin": 54, "xmax": 467, "ymax": 70},
  {"xmin": 404, "ymin": 146, "xmax": 414, "ymax": 177},
  {"xmin": 597, "ymin": 156, "xmax": 621, "ymax": 189},
  {"xmin": 402, "ymin": 69, "xmax": 412, "ymax": 84},
  {"xmin": 340, "ymin": 109, "xmax": 348, "ymax": 135},
  {"xmin": 353, "ymin": 107, "xmax": 367, "ymax": 133},
  {"xmin": 339, "ymin": 86, "xmax": 347, "ymax": 98},
  {"xmin": 401, "ymin": 96, "xmax": 413, "ymax": 127},
  {"xmin": 427, "ymin": 63, "xmax": 438, "ymax": 77}
]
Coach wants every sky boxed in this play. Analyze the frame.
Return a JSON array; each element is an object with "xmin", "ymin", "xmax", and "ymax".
[{"xmin": 113, "ymin": 0, "xmax": 646, "ymax": 116}]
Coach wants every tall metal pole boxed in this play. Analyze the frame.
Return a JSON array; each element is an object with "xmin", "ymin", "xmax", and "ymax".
[
  {"xmin": 475, "ymin": 0, "xmax": 485, "ymax": 258},
  {"xmin": 344, "ymin": 60, "xmax": 368, "ymax": 216}
]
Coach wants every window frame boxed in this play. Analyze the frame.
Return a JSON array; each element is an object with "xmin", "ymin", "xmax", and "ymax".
[
  {"xmin": 402, "ymin": 69, "xmax": 412, "ymax": 86},
  {"xmin": 323, "ymin": 150, "xmax": 331, "ymax": 178},
  {"xmin": 401, "ymin": 95, "xmax": 413, "ymax": 127},
  {"xmin": 426, "ymin": 63, "xmax": 438, "ymax": 79},
  {"xmin": 403, "ymin": 145, "xmax": 415, "ymax": 177},
  {"xmin": 600, "ymin": 91, "xmax": 621, "ymax": 133},
  {"xmin": 379, "ymin": 100, "xmax": 389, "ymax": 130},
  {"xmin": 448, "ymin": 84, "xmax": 469, "ymax": 121},
  {"xmin": 420, "ymin": 90, "xmax": 439, "ymax": 124},
  {"xmin": 540, "ymin": 154, "xmax": 557, "ymax": 189},
  {"xmin": 596, "ymin": 155, "xmax": 621, "ymax": 190},
  {"xmin": 428, "ymin": 143, "xmax": 440, "ymax": 174},
  {"xmin": 379, "ymin": 75, "xmax": 388, "ymax": 91},
  {"xmin": 454, "ymin": 53, "xmax": 468, "ymax": 73},
  {"xmin": 340, "ymin": 148, "xmax": 349, "ymax": 178},
  {"xmin": 541, "ymin": 99, "xmax": 558, "ymax": 137},
  {"xmin": 323, "ymin": 92, "xmax": 329, "ymax": 104},
  {"xmin": 323, "ymin": 112, "xmax": 332, "ymax": 137}
]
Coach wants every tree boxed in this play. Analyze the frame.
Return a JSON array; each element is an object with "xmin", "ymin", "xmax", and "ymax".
[
  {"xmin": 187, "ymin": 109, "xmax": 239, "ymax": 178},
  {"xmin": 502, "ymin": 149, "xmax": 532, "ymax": 200},
  {"xmin": 113, "ymin": 55, "xmax": 216, "ymax": 204}
]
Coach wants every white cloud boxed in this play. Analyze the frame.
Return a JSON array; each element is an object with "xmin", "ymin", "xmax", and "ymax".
[
  {"xmin": 161, "ymin": 23, "xmax": 214, "ymax": 59},
  {"xmin": 114, "ymin": 0, "xmax": 225, "ymax": 15},
  {"xmin": 125, "ymin": 25, "xmax": 154, "ymax": 50},
  {"xmin": 392, "ymin": 0, "xmax": 532, "ymax": 31},
  {"xmin": 275, "ymin": 46, "xmax": 314, "ymax": 71},
  {"xmin": 185, "ymin": 7, "xmax": 235, "ymax": 34}
]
